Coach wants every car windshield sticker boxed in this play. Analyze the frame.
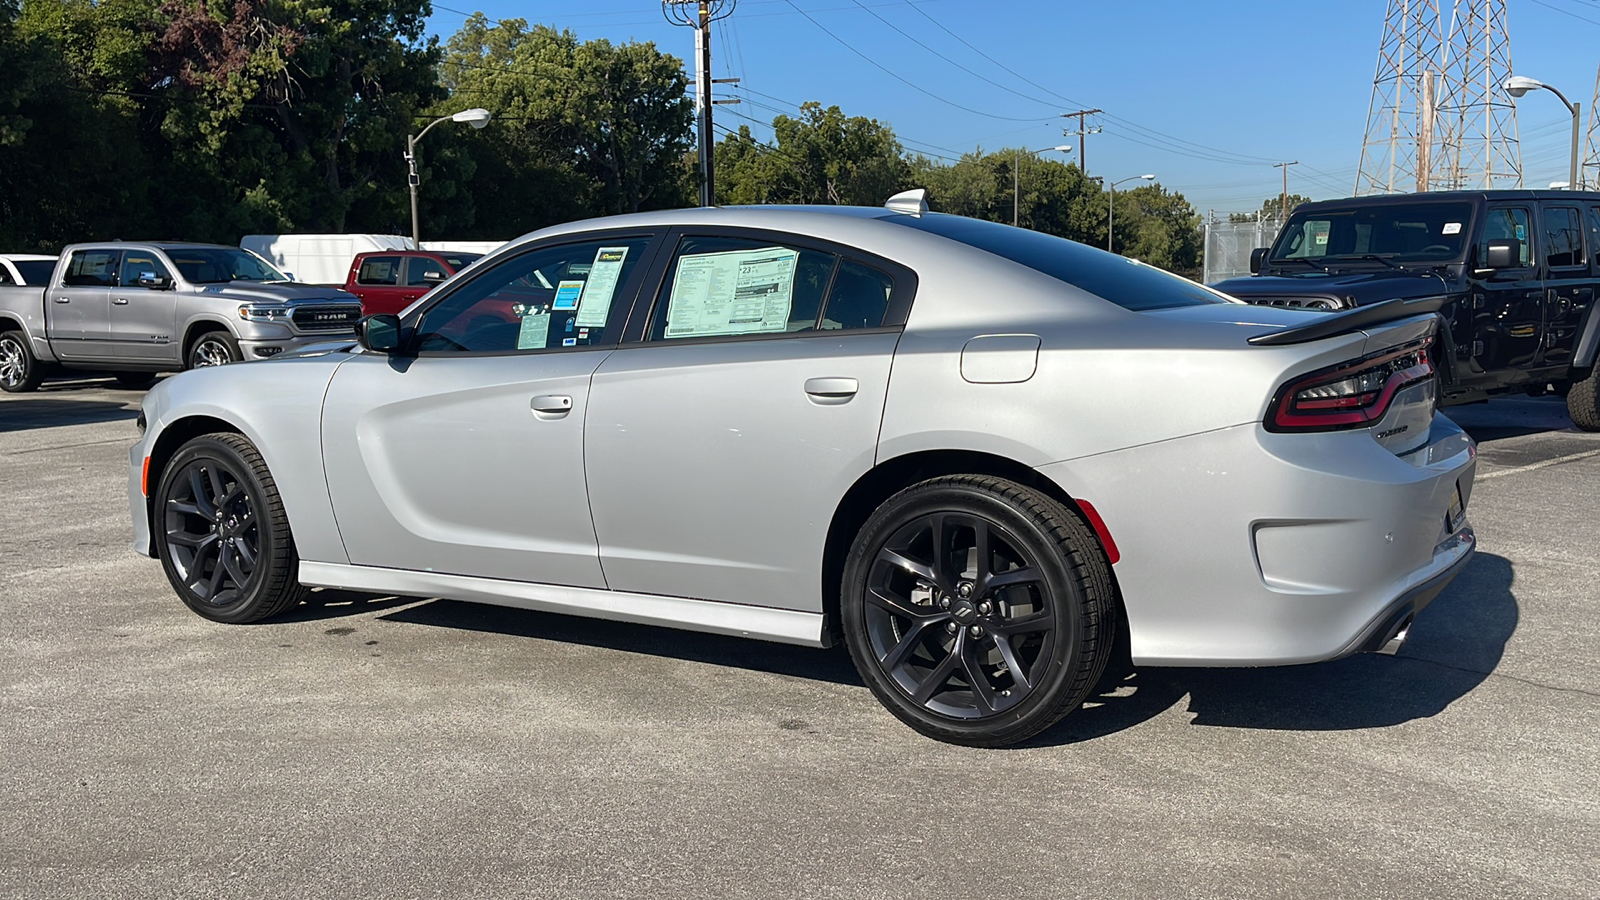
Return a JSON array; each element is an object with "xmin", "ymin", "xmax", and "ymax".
[
  {"xmin": 553, "ymin": 280, "xmax": 585, "ymax": 310},
  {"xmin": 575, "ymin": 246, "xmax": 629, "ymax": 327},
  {"xmin": 1443, "ymin": 222, "xmax": 1462, "ymax": 235},
  {"xmin": 664, "ymin": 247, "xmax": 799, "ymax": 337},
  {"xmin": 517, "ymin": 311, "xmax": 551, "ymax": 350}
]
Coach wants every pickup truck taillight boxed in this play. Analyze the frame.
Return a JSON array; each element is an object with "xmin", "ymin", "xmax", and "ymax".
[{"xmin": 1266, "ymin": 338, "xmax": 1434, "ymax": 432}]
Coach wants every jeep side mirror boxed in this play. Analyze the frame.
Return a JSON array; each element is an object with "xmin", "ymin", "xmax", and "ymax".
[
  {"xmin": 1483, "ymin": 238, "xmax": 1520, "ymax": 269},
  {"xmin": 357, "ymin": 314, "xmax": 402, "ymax": 353},
  {"xmin": 1249, "ymin": 248, "xmax": 1269, "ymax": 274},
  {"xmin": 137, "ymin": 272, "xmax": 172, "ymax": 289}
]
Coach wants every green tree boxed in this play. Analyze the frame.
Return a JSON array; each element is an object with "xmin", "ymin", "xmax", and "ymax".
[{"xmin": 716, "ymin": 102, "xmax": 912, "ymax": 206}]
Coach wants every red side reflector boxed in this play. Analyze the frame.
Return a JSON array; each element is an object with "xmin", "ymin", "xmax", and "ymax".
[
  {"xmin": 1075, "ymin": 499, "xmax": 1120, "ymax": 566},
  {"xmin": 141, "ymin": 456, "xmax": 151, "ymax": 497}
]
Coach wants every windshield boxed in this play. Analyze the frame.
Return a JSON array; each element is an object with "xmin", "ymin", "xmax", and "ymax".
[
  {"xmin": 885, "ymin": 213, "xmax": 1230, "ymax": 311},
  {"xmin": 1270, "ymin": 201, "xmax": 1473, "ymax": 264},
  {"xmin": 14, "ymin": 260, "xmax": 56, "ymax": 285},
  {"xmin": 165, "ymin": 248, "xmax": 288, "ymax": 284}
]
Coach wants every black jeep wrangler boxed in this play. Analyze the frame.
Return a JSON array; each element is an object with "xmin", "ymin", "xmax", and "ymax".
[{"xmin": 1212, "ymin": 190, "xmax": 1600, "ymax": 430}]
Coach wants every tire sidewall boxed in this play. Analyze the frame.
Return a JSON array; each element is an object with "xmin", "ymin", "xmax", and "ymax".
[
  {"xmin": 154, "ymin": 436, "xmax": 283, "ymax": 623},
  {"xmin": 840, "ymin": 481, "xmax": 1089, "ymax": 745},
  {"xmin": 187, "ymin": 332, "xmax": 240, "ymax": 369},
  {"xmin": 0, "ymin": 331, "xmax": 41, "ymax": 393}
]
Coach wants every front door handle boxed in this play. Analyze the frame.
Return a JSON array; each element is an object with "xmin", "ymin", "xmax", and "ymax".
[
  {"xmin": 112, "ymin": 297, "xmax": 129, "ymax": 305},
  {"xmin": 52, "ymin": 296, "xmax": 70, "ymax": 304},
  {"xmin": 804, "ymin": 377, "xmax": 858, "ymax": 402},
  {"xmin": 531, "ymin": 394, "xmax": 574, "ymax": 414}
]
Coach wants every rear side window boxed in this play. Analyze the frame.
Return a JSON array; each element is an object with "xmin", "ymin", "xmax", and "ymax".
[
  {"xmin": 1543, "ymin": 206, "xmax": 1583, "ymax": 269},
  {"xmin": 649, "ymin": 236, "xmax": 844, "ymax": 340},
  {"xmin": 63, "ymin": 250, "xmax": 119, "ymax": 287},
  {"xmin": 1585, "ymin": 206, "xmax": 1600, "ymax": 267},
  {"xmin": 15, "ymin": 261, "xmax": 54, "ymax": 284},
  {"xmin": 885, "ymin": 213, "xmax": 1226, "ymax": 311},
  {"xmin": 357, "ymin": 256, "xmax": 401, "ymax": 285}
]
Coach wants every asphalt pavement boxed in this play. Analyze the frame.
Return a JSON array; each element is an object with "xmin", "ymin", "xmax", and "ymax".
[{"xmin": 2, "ymin": 373, "xmax": 1596, "ymax": 899}]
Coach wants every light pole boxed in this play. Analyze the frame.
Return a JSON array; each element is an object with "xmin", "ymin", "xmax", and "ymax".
[
  {"xmin": 1013, "ymin": 144, "xmax": 1073, "ymax": 227},
  {"xmin": 406, "ymin": 107, "xmax": 492, "ymax": 247},
  {"xmin": 1503, "ymin": 75, "xmax": 1580, "ymax": 190},
  {"xmin": 1107, "ymin": 174, "xmax": 1154, "ymax": 252}
]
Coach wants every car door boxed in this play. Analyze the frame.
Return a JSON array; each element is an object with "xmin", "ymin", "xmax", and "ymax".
[
  {"xmin": 111, "ymin": 249, "xmax": 180, "ymax": 363},
  {"xmin": 50, "ymin": 249, "xmax": 119, "ymax": 361},
  {"xmin": 1547, "ymin": 204, "xmax": 1600, "ymax": 371},
  {"xmin": 349, "ymin": 254, "xmax": 407, "ymax": 315},
  {"xmin": 585, "ymin": 229, "xmax": 913, "ymax": 613},
  {"xmin": 1467, "ymin": 204, "xmax": 1543, "ymax": 383},
  {"xmin": 321, "ymin": 232, "xmax": 660, "ymax": 587}
]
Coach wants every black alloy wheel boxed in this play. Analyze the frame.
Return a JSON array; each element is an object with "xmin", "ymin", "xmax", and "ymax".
[
  {"xmin": 842, "ymin": 475, "xmax": 1115, "ymax": 747},
  {"xmin": 155, "ymin": 433, "xmax": 305, "ymax": 623}
]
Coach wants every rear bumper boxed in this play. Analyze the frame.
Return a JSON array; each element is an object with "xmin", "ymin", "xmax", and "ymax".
[{"xmin": 1036, "ymin": 412, "xmax": 1477, "ymax": 666}]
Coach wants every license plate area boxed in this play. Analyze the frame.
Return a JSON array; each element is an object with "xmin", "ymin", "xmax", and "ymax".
[{"xmin": 1446, "ymin": 480, "xmax": 1466, "ymax": 533}]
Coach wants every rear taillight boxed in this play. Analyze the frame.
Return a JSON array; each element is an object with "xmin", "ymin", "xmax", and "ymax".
[{"xmin": 1267, "ymin": 338, "xmax": 1434, "ymax": 432}]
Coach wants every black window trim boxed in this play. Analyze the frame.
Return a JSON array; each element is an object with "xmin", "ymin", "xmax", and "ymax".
[
  {"xmin": 1541, "ymin": 203, "xmax": 1587, "ymax": 272},
  {"xmin": 398, "ymin": 229, "xmax": 668, "ymax": 358},
  {"xmin": 624, "ymin": 224, "xmax": 918, "ymax": 348}
]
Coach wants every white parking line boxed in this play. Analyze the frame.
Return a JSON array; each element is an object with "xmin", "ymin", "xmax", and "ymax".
[{"xmin": 1477, "ymin": 446, "xmax": 1600, "ymax": 480}]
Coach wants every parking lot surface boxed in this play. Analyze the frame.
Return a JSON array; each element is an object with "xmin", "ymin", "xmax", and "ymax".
[{"xmin": 3, "ymin": 374, "xmax": 1597, "ymax": 899}]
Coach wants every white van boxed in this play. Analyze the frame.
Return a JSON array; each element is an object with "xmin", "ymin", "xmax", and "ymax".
[{"xmin": 241, "ymin": 234, "xmax": 413, "ymax": 286}]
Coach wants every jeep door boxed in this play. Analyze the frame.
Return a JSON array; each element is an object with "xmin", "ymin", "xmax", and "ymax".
[
  {"xmin": 51, "ymin": 249, "xmax": 119, "ymax": 362},
  {"xmin": 1467, "ymin": 204, "xmax": 1544, "ymax": 386},
  {"xmin": 110, "ymin": 250, "xmax": 180, "ymax": 363},
  {"xmin": 320, "ymin": 232, "xmax": 659, "ymax": 588}
]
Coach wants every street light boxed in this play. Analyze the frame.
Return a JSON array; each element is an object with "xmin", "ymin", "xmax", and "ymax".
[
  {"xmin": 1013, "ymin": 144, "xmax": 1074, "ymax": 227},
  {"xmin": 1503, "ymin": 75, "xmax": 1579, "ymax": 189},
  {"xmin": 1107, "ymin": 173, "xmax": 1154, "ymax": 252},
  {"xmin": 406, "ymin": 107, "xmax": 492, "ymax": 247}
]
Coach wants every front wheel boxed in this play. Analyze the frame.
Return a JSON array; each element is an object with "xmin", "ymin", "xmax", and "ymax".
[
  {"xmin": 0, "ymin": 330, "xmax": 43, "ymax": 393},
  {"xmin": 153, "ymin": 433, "xmax": 306, "ymax": 623},
  {"xmin": 187, "ymin": 331, "xmax": 241, "ymax": 369},
  {"xmin": 841, "ymin": 475, "xmax": 1116, "ymax": 747}
]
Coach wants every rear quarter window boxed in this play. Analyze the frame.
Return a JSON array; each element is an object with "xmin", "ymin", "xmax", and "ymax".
[{"xmin": 886, "ymin": 214, "xmax": 1227, "ymax": 311}]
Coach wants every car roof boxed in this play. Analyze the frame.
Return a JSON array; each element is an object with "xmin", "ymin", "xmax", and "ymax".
[
  {"xmin": 1297, "ymin": 190, "xmax": 1600, "ymax": 212},
  {"xmin": 514, "ymin": 205, "xmax": 901, "ymax": 245}
]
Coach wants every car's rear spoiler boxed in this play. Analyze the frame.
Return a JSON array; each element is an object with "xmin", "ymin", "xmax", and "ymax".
[{"xmin": 1247, "ymin": 295, "xmax": 1446, "ymax": 346}]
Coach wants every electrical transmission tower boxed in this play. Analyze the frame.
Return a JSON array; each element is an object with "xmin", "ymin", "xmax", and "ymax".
[
  {"xmin": 1582, "ymin": 63, "xmax": 1600, "ymax": 190},
  {"xmin": 1355, "ymin": 0, "xmax": 1521, "ymax": 195},
  {"xmin": 1356, "ymin": 0, "xmax": 1446, "ymax": 195}
]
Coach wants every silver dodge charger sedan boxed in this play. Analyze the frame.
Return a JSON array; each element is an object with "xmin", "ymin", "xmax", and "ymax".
[{"xmin": 128, "ymin": 194, "xmax": 1476, "ymax": 746}]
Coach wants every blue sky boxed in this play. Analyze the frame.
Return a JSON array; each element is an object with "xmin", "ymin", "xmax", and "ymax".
[{"xmin": 422, "ymin": 0, "xmax": 1600, "ymax": 214}]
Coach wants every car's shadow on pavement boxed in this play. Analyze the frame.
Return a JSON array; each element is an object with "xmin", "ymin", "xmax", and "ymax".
[
  {"xmin": 1446, "ymin": 395, "xmax": 1574, "ymax": 442},
  {"xmin": 1027, "ymin": 551, "xmax": 1518, "ymax": 747},
  {"xmin": 0, "ymin": 397, "xmax": 140, "ymax": 432}
]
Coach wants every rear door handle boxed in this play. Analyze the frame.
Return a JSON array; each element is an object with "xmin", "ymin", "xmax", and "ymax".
[
  {"xmin": 804, "ymin": 377, "xmax": 858, "ymax": 399},
  {"xmin": 531, "ymin": 394, "xmax": 574, "ymax": 414}
]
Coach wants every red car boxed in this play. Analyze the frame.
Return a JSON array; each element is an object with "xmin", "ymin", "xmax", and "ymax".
[{"xmin": 343, "ymin": 250, "xmax": 482, "ymax": 315}]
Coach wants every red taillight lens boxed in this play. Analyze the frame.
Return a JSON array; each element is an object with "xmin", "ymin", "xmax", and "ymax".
[{"xmin": 1267, "ymin": 338, "xmax": 1434, "ymax": 432}]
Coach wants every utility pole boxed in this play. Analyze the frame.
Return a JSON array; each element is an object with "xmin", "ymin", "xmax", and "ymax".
[
  {"xmin": 664, "ymin": 1, "xmax": 737, "ymax": 206},
  {"xmin": 1273, "ymin": 161, "xmax": 1299, "ymax": 219},
  {"xmin": 1061, "ymin": 109, "xmax": 1102, "ymax": 176}
]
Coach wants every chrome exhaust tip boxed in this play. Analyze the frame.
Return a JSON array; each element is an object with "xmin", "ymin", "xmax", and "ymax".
[{"xmin": 1376, "ymin": 615, "xmax": 1413, "ymax": 656}]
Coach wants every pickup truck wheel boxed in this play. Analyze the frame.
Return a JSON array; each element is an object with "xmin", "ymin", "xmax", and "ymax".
[
  {"xmin": 840, "ymin": 475, "xmax": 1116, "ymax": 747},
  {"xmin": 0, "ymin": 330, "xmax": 43, "ymax": 393},
  {"xmin": 187, "ymin": 331, "xmax": 241, "ymax": 369},
  {"xmin": 154, "ymin": 432, "xmax": 307, "ymax": 623},
  {"xmin": 1567, "ymin": 368, "xmax": 1600, "ymax": 432}
]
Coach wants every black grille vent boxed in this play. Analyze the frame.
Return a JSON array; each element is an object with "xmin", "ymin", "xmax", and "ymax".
[{"xmin": 291, "ymin": 305, "xmax": 361, "ymax": 332}]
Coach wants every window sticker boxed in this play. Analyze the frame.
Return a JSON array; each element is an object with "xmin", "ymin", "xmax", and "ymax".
[
  {"xmin": 553, "ymin": 280, "xmax": 585, "ymax": 311},
  {"xmin": 664, "ymin": 247, "xmax": 800, "ymax": 337},
  {"xmin": 1442, "ymin": 222, "xmax": 1462, "ymax": 235},
  {"xmin": 517, "ymin": 311, "xmax": 551, "ymax": 350},
  {"xmin": 562, "ymin": 337, "xmax": 577, "ymax": 347},
  {"xmin": 575, "ymin": 247, "xmax": 629, "ymax": 327},
  {"xmin": 1515, "ymin": 224, "xmax": 1526, "ymax": 240}
]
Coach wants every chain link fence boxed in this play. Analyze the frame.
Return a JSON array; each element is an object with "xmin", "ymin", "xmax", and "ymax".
[{"xmin": 1202, "ymin": 213, "xmax": 1283, "ymax": 284}]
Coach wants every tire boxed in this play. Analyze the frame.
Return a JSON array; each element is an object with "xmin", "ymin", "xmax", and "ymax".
[
  {"xmin": 1568, "ymin": 367, "xmax": 1600, "ymax": 431},
  {"xmin": 186, "ymin": 330, "xmax": 241, "ymax": 369},
  {"xmin": 840, "ymin": 475, "xmax": 1116, "ymax": 747},
  {"xmin": 153, "ymin": 432, "xmax": 307, "ymax": 623},
  {"xmin": 0, "ymin": 329, "xmax": 43, "ymax": 393},
  {"xmin": 113, "ymin": 371, "xmax": 157, "ymax": 388}
]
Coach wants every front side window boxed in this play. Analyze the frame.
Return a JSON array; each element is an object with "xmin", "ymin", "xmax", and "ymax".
[
  {"xmin": 1543, "ymin": 206, "xmax": 1583, "ymax": 269},
  {"xmin": 358, "ymin": 256, "xmax": 402, "ymax": 286},
  {"xmin": 63, "ymin": 250, "xmax": 120, "ymax": 287},
  {"xmin": 413, "ymin": 236, "xmax": 651, "ymax": 353},
  {"xmin": 405, "ymin": 258, "xmax": 448, "ymax": 287},
  {"xmin": 1478, "ymin": 206, "xmax": 1532, "ymax": 268},
  {"xmin": 118, "ymin": 252, "xmax": 173, "ymax": 287}
]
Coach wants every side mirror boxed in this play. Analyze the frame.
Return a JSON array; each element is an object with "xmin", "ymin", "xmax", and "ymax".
[
  {"xmin": 137, "ymin": 272, "xmax": 172, "ymax": 289},
  {"xmin": 357, "ymin": 314, "xmax": 402, "ymax": 353},
  {"xmin": 422, "ymin": 269, "xmax": 447, "ymax": 283},
  {"xmin": 282, "ymin": 271, "xmax": 297, "ymax": 282},
  {"xmin": 1483, "ymin": 238, "xmax": 1520, "ymax": 269},
  {"xmin": 1249, "ymin": 248, "xmax": 1269, "ymax": 274}
]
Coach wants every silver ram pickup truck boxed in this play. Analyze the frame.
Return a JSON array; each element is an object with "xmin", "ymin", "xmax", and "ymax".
[{"xmin": 0, "ymin": 242, "xmax": 362, "ymax": 392}]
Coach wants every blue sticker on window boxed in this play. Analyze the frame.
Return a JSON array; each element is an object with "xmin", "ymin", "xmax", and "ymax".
[
  {"xmin": 553, "ymin": 280, "xmax": 584, "ymax": 310},
  {"xmin": 562, "ymin": 337, "xmax": 577, "ymax": 347}
]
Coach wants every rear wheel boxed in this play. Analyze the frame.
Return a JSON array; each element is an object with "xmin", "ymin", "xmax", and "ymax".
[
  {"xmin": 0, "ymin": 330, "xmax": 43, "ymax": 393},
  {"xmin": 154, "ymin": 433, "xmax": 306, "ymax": 623},
  {"xmin": 841, "ymin": 475, "xmax": 1115, "ymax": 747},
  {"xmin": 1569, "ymin": 367, "xmax": 1600, "ymax": 431},
  {"xmin": 187, "ymin": 331, "xmax": 241, "ymax": 369}
]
